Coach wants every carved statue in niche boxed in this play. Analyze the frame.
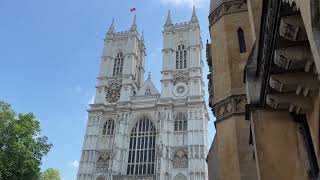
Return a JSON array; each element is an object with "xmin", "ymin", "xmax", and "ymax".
[
  {"xmin": 157, "ymin": 141, "xmax": 164, "ymax": 157},
  {"xmin": 96, "ymin": 151, "xmax": 111, "ymax": 173},
  {"xmin": 172, "ymin": 148, "xmax": 188, "ymax": 168}
]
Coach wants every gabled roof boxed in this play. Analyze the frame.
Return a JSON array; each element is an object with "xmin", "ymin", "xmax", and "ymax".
[{"xmin": 136, "ymin": 77, "xmax": 160, "ymax": 96}]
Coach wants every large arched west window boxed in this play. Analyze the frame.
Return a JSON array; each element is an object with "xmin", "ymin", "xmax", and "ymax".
[
  {"xmin": 238, "ymin": 28, "xmax": 247, "ymax": 53},
  {"xmin": 103, "ymin": 119, "xmax": 114, "ymax": 136},
  {"xmin": 174, "ymin": 112, "xmax": 187, "ymax": 132},
  {"xmin": 113, "ymin": 52, "xmax": 124, "ymax": 76},
  {"xmin": 176, "ymin": 44, "xmax": 187, "ymax": 69},
  {"xmin": 127, "ymin": 116, "xmax": 156, "ymax": 175}
]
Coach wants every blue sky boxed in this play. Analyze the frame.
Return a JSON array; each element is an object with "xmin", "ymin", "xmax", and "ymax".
[{"xmin": 0, "ymin": 0, "xmax": 215, "ymax": 179}]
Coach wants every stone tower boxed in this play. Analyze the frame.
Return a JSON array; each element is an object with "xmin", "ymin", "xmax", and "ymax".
[
  {"xmin": 94, "ymin": 15, "xmax": 146, "ymax": 105},
  {"xmin": 207, "ymin": 0, "xmax": 257, "ymax": 179},
  {"xmin": 76, "ymin": 9, "xmax": 209, "ymax": 180}
]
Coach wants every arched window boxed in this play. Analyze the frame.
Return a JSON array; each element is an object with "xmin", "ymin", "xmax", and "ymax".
[
  {"xmin": 145, "ymin": 87, "xmax": 151, "ymax": 95},
  {"xmin": 103, "ymin": 120, "xmax": 114, "ymax": 136},
  {"xmin": 174, "ymin": 112, "xmax": 187, "ymax": 132},
  {"xmin": 113, "ymin": 52, "xmax": 124, "ymax": 76},
  {"xmin": 238, "ymin": 28, "xmax": 247, "ymax": 53},
  {"xmin": 174, "ymin": 173, "xmax": 187, "ymax": 180},
  {"xmin": 127, "ymin": 116, "xmax": 156, "ymax": 175},
  {"xmin": 176, "ymin": 44, "xmax": 187, "ymax": 69}
]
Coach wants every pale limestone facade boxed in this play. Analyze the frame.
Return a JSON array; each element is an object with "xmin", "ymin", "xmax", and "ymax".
[{"xmin": 77, "ymin": 8, "xmax": 209, "ymax": 180}]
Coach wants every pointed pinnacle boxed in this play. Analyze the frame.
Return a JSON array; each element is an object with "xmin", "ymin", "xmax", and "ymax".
[
  {"xmin": 148, "ymin": 71, "xmax": 151, "ymax": 79},
  {"xmin": 130, "ymin": 14, "xmax": 137, "ymax": 31},
  {"xmin": 191, "ymin": 5, "xmax": 198, "ymax": 23},
  {"xmin": 132, "ymin": 14, "xmax": 137, "ymax": 25},
  {"xmin": 165, "ymin": 10, "xmax": 172, "ymax": 26},
  {"xmin": 107, "ymin": 18, "xmax": 115, "ymax": 34},
  {"xmin": 141, "ymin": 31, "xmax": 144, "ymax": 41}
]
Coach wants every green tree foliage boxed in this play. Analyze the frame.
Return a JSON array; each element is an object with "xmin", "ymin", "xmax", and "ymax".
[
  {"xmin": 40, "ymin": 168, "xmax": 61, "ymax": 180},
  {"xmin": 0, "ymin": 101, "xmax": 52, "ymax": 180}
]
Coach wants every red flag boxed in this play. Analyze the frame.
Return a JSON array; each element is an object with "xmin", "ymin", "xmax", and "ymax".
[{"xmin": 130, "ymin": 7, "xmax": 136, "ymax": 12}]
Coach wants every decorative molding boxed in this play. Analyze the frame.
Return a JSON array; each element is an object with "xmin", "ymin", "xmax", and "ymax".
[
  {"xmin": 213, "ymin": 95, "xmax": 246, "ymax": 121},
  {"xmin": 172, "ymin": 147, "xmax": 188, "ymax": 169},
  {"xmin": 209, "ymin": 0, "xmax": 248, "ymax": 26},
  {"xmin": 172, "ymin": 72, "xmax": 189, "ymax": 85},
  {"xmin": 96, "ymin": 151, "xmax": 112, "ymax": 173},
  {"xmin": 105, "ymin": 79, "xmax": 122, "ymax": 103},
  {"xmin": 113, "ymin": 175, "xmax": 156, "ymax": 180}
]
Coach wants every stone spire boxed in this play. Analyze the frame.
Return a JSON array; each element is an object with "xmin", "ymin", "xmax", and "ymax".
[
  {"xmin": 107, "ymin": 18, "xmax": 115, "ymax": 34},
  {"xmin": 190, "ymin": 5, "xmax": 198, "ymax": 23},
  {"xmin": 164, "ymin": 10, "xmax": 173, "ymax": 26},
  {"xmin": 130, "ymin": 14, "xmax": 137, "ymax": 31}
]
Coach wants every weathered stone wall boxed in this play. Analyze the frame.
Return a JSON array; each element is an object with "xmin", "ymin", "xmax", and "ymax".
[{"xmin": 251, "ymin": 110, "xmax": 310, "ymax": 180}]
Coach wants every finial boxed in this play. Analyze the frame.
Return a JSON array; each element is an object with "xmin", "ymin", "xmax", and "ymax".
[
  {"xmin": 107, "ymin": 18, "xmax": 115, "ymax": 34},
  {"xmin": 130, "ymin": 15, "xmax": 137, "ymax": 31},
  {"xmin": 190, "ymin": 5, "xmax": 198, "ymax": 23},
  {"xmin": 165, "ymin": 10, "xmax": 173, "ymax": 26},
  {"xmin": 148, "ymin": 71, "xmax": 151, "ymax": 79}
]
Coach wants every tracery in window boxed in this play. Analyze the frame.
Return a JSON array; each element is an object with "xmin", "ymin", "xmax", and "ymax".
[
  {"xmin": 113, "ymin": 52, "xmax": 124, "ymax": 76},
  {"xmin": 127, "ymin": 116, "xmax": 156, "ymax": 175},
  {"xmin": 103, "ymin": 119, "xmax": 114, "ymax": 136},
  {"xmin": 238, "ymin": 28, "xmax": 247, "ymax": 53},
  {"xmin": 176, "ymin": 44, "xmax": 187, "ymax": 69},
  {"xmin": 174, "ymin": 112, "xmax": 187, "ymax": 132}
]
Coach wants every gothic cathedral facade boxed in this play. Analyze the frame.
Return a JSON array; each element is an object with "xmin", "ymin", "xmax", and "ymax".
[{"xmin": 77, "ymin": 8, "xmax": 209, "ymax": 180}]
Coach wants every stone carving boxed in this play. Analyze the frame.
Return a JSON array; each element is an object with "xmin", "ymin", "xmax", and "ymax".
[
  {"xmin": 96, "ymin": 175, "xmax": 106, "ymax": 180},
  {"xmin": 172, "ymin": 72, "xmax": 189, "ymax": 85},
  {"xmin": 279, "ymin": 20, "xmax": 300, "ymax": 41},
  {"xmin": 96, "ymin": 151, "xmax": 112, "ymax": 173},
  {"xmin": 105, "ymin": 79, "xmax": 122, "ymax": 103},
  {"xmin": 214, "ymin": 95, "xmax": 246, "ymax": 120},
  {"xmin": 209, "ymin": 0, "xmax": 248, "ymax": 26},
  {"xmin": 172, "ymin": 147, "xmax": 188, "ymax": 169},
  {"xmin": 113, "ymin": 175, "xmax": 156, "ymax": 180},
  {"xmin": 173, "ymin": 173, "xmax": 187, "ymax": 180},
  {"xmin": 157, "ymin": 141, "xmax": 164, "ymax": 157},
  {"xmin": 274, "ymin": 46, "xmax": 313, "ymax": 70}
]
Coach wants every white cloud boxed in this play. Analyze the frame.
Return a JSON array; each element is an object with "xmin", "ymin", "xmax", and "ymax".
[
  {"xmin": 159, "ymin": 0, "xmax": 208, "ymax": 8},
  {"xmin": 68, "ymin": 160, "xmax": 79, "ymax": 168}
]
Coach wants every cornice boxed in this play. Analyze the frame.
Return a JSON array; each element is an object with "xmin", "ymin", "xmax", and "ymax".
[
  {"xmin": 209, "ymin": 0, "xmax": 248, "ymax": 27},
  {"xmin": 213, "ymin": 94, "xmax": 247, "ymax": 122}
]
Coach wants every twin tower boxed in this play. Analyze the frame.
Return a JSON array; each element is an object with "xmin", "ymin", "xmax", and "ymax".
[{"xmin": 77, "ymin": 7, "xmax": 209, "ymax": 180}]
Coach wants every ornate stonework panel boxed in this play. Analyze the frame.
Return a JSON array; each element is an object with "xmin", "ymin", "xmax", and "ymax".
[
  {"xmin": 172, "ymin": 72, "xmax": 189, "ymax": 85},
  {"xmin": 96, "ymin": 151, "xmax": 112, "ymax": 173},
  {"xmin": 213, "ymin": 95, "xmax": 246, "ymax": 120},
  {"xmin": 173, "ymin": 83, "xmax": 189, "ymax": 97},
  {"xmin": 105, "ymin": 79, "xmax": 122, "ymax": 103},
  {"xmin": 172, "ymin": 147, "xmax": 188, "ymax": 169},
  {"xmin": 209, "ymin": 0, "xmax": 248, "ymax": 26},
  {"xmin": 113, "ymin": 175, "xmax": 156, "ymax": 180}
]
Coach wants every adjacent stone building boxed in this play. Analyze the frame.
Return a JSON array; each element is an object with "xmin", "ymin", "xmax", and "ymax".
[
  {"xmin": 207, "ymin": 0, "xmax": 320, "ymax": 179},
  {"xmin": 77, "ymin": 8, "xmax": 209, "ymax": 180}
]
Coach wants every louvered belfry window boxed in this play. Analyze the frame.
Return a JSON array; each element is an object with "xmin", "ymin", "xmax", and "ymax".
[
  {"xmin": 127, "ymin": 117, "xmax": 156, "ymax": 175},
  {"xmin": 176, "ymin": 44, "xmax": 187, "ymax": 69},
  {"xmin": 103, "ymin": 119, "xmax": 114, "ymax": 136},
  {"xmin": 113, "ymin": 52, "xmax": 124, "ymax": 76}
]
